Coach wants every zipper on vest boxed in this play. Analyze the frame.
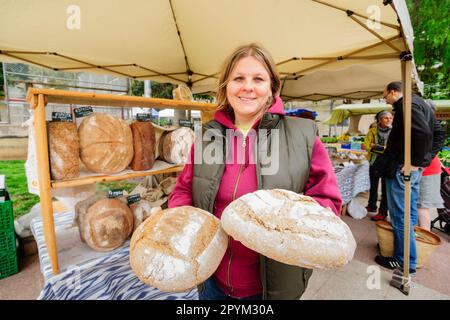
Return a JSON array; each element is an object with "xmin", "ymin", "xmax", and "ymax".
[{"xmin": 226, "ymin": 162, "xmax": 245, "ymax": 294}]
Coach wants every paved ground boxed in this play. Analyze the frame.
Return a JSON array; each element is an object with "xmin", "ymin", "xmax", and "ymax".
[
  {"xmin": 1, "ymin": 210, "xmax": 449, "ymax": 300},
  {"xmin": 302, "ymin": 214, "xmax": 450, "ymax": 300}
]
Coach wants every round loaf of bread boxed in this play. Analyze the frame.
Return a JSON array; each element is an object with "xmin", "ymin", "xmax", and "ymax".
[
  {"xmin": 47, "ymin": 121, "xmax": 80, "ymax": 180},
  {"xmin": 81, "ymin": 198, "xmax": 134, "ymax": 251},
  {"xmin": 78, "ymin": 113, "xmax": 134, "ymax": 174},
  {"xmin": 159, "ymin": 127, "xmax": 194, "ymax": 164},
  {"xmin": 221, "ymin": 189, "xmax": 356, "ymax": 269},
  {"xmin": 130, "ymin": 206, "xmax": 228, "ymax": 292}
]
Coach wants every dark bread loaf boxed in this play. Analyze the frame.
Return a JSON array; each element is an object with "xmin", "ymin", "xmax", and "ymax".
[{"xmin": 129, "ymin": 121, "xmax": 156, "ymax": 171}]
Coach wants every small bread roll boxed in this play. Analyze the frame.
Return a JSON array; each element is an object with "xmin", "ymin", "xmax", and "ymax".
[
  {"xmin": 221, "ymin": 189, "xmax": 356, "ymax": 269},
  {"xmin": 130, "ymin": 206, "xmax": 227, "ymax": 292},
  {"xmin": 129, "ymin": 199, "xmax": 153, "ymax": 231}
]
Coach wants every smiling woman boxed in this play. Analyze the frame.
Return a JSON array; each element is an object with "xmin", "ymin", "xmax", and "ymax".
[
  {"xmin": 225, "ymin": 56, "xmax": 273, "ymax": 127},
  {"xmin": 168, "ymin": 43, "xmax": 344, "ymax": 300},
  {"xmin": 216, "ymin": 43, "xmax": 281, "ymax": 128}
]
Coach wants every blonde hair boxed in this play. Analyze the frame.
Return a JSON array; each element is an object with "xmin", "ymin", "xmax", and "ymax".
[{"xmin": 216, "ymin": 43, "xmax": 281, "ymax": 112}]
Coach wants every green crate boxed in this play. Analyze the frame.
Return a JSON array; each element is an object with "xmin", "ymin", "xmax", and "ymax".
[
  {"xmin": 0, "ymin": 192, "xmax": 13, "ymax": 231},
  {"xmin": 0, "ymin": 250, "xmax": 18, "ymax": 280},
  {"xmin": 0, "ymin": 229, "xmax": 16, "ymax": 253}
]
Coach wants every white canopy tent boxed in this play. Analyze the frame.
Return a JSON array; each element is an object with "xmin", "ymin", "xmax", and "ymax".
[
  {"xmin": 0, "ymin": 0, "xmax": 422, "ymax": 294},
  {"xmin": 323, "ymin": 100, "xmax": 450, "ymax": 125},
  {"xmin": 0, "ymin": 0, "xmax": 421, "ymax": 100}
]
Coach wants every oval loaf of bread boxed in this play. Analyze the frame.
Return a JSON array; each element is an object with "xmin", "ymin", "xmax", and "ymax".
[
  {"xmin": 221, "ymin": 189, "xmax": 356, "ymax": 269},
  {"xmin": 130, "ymin": 206, "xmax": 228, "ymax": 292},
  {"xmin": 47, "ymin": 121, "xmax": 80, "ymax": 180}
]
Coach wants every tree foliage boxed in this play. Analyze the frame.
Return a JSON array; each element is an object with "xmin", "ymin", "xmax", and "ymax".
[
  {"xmin": 130, "ymin": 79, "xmax": 213, "ymax": 101},
  {"xmin": 407, "ymin": 0, "xmax": 450, "ymax": 99}
]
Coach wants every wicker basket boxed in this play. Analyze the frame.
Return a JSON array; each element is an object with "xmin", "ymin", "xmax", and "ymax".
[{"xmin": 375, "ymin": 220, "xmax": 442, "ymax": 268}]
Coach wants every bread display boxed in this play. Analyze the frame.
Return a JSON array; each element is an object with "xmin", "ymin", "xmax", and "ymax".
[
  {"xmin": 130, "ymin": 206, "xmax": 228, "ymax": 292},
  {"xmin": 221, "ymin": 189, "xmax": 356, "ymax": 269},
  {"xmin": 78, "ymin": 113, "xmax": 134, "ymax": 174},
  {"xmin": 47, "ymin": 121, "xmax": 80, "ymax": 180},
  {"xmin": 158, "ymin": 127, "xmax": 194, "ymax": 164},
  {"xmin": 130, "ymin": 121, "xmax": 156, "ymax": 171},
  {"xmin": 75, "ymin": 196, "xmax": 134, "ymax": 252}
]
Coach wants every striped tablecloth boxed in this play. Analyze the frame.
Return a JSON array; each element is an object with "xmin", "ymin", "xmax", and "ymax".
[
  {"xmin": 31, "ymin": 212, "xmax": 198, "ymax": 300},
  {"xmin": 335, "ymin": 161, "xmax": 370, "ymax": 205}
]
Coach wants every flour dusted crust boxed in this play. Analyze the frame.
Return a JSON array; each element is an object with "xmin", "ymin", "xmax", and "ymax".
[
  {"xmin": 159, "ymin": 127, "xmax": 194, "ymax": 164},
  {"xmin": 221, "ymin": 189, "xmax": 356, "ymax": 269},
  {"xmin": 47, "ymin": 122, "xmax": 80, "ymax": 180},
  {"xmin": 130, "ymin": 206, "xmax": 228, "ymax": 292},
  {"xmin": 78, "ymin": 113, "xmax": 134, "ymax": 174},
  {"xmin": 129, "ymin": 121, "xmax": 156, "ymax": 171},
  {"xmin": 76, "ymin": 197, "xmax": 134, "ymax": 252}
]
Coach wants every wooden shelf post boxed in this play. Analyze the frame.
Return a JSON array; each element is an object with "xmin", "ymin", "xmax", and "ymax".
[{"xmin": 33, "ymin": 93, "xmax": 60, "ymax": 274}]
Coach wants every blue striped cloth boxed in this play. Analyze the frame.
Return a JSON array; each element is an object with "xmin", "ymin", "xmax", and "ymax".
[{"xmin": 31, "ymin": 212, "xmax": 198, "ymax": 300}]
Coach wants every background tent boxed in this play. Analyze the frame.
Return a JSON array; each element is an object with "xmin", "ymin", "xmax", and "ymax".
[
  {"xmin": 0, "ymin": 0, "xmax": 422, "ymax": 100},
  {"xmin": 323, "ymin": 100, "xmax": 450, "ymax": 125}
]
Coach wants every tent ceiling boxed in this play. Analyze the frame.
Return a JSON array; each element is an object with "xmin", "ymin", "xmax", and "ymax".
[{"xmin": 0, "ymin": 0, "xmax": 421, "ymax": 101}]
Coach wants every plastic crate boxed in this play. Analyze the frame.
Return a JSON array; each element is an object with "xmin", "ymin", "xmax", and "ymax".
[
  {"xmin": 0, "ymin": 229, "xmax": 16, "ymax": 253},
  {"xmin": 0, "ymin": 250, "xmax": 18, "ymax": 280},
  {"xmin": 0, "ymin": 192, "xmax": 13, "ymax": 230}
]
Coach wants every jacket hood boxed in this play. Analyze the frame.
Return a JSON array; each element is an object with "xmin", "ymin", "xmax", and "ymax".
[{"xmin": 214, "ymin": 95, "xmax": 285, "ymax": 129}]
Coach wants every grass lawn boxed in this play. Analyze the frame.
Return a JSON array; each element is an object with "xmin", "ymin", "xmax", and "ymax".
[{"xmin": 0, "ymin": 160, "xmax": 40, "ymax": 219}]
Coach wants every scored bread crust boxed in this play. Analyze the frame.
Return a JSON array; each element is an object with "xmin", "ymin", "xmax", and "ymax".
[
  {"xmin": 130, "ymin": 206, "xmax": 228, "ymax": 292},
  {"xmin": 221, "ymin": 189, "xmax": 356, "ymax": 269},
  {"xmin": 83, "ymin": 198, "xmax": 134, "ymax": 252},
  {"xmin": 78, "ymin": 113, "xmax": 134, "ymax": 174}
]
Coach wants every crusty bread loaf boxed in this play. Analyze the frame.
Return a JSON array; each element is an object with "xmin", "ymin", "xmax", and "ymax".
[
  {"xmin": 47, "ymin": 121, "xmax": 80, "ymax": 180},
  {"xmin": 221, "ymin": 189, "xmax": 356, "ymax": 269},
  {"xmin": 78, "ymin": 113, "xmax": 134, "ymax": 174},
  {"xmin": 159, "ymin": 127, "xmax": 194, "ymax": 164},
  {"xmin": 129, "ymin": 199, "xmax": 153, "ymax": 231},
  {"xmin": 130, "ymin": 121, "xmax": 156, "ymax": 171},
  {"xmin": 130, "ymin": 206, "xmax": 228, "ymax": 292},
  {"xmin": 76, "ymin": 197, "xmax": 134, "ymax": 251}
]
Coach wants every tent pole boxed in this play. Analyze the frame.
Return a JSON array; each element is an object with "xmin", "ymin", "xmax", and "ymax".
[
  {"xmin": 391, "ymin": 54, "xmax": 413, "ymax": 295},
  {"xmin": 402, "ymin": 54, "xmax": 413, "ymax": 287}
]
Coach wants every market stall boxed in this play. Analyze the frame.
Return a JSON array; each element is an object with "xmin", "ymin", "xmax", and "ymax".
[{"xmin": 0, "ymin": 0, "xmax": 423, "ymax": 296}]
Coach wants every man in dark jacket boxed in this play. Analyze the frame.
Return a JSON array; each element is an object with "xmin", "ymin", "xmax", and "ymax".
[{"xmin": 374, "ymin": 81, "xmax": 445, "ymax": 274}]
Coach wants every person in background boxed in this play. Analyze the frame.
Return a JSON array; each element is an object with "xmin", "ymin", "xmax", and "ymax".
[
  {"xmin": 168, "ymin": 43, "xmax": 342, "ymax": 300},
  {"xmin": 374, "ymin": 81, "xmax": 445, "ymax": 274},
  {"xmin": 364, "ymin": 110, "xmax": 393, "ymax": 221},
  {"xmin": 418, "ymin": 101, "xmax": 445, "ymax": 230}
]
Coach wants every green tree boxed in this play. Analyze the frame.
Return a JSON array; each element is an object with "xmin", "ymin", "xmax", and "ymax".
[
  {"xmin": 407, "ymin": 0, "xmax": 450, "ymax": 99},
  {"xmin": 130, "ymin": 79, "xmax": 213, "ymax": 101}
]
